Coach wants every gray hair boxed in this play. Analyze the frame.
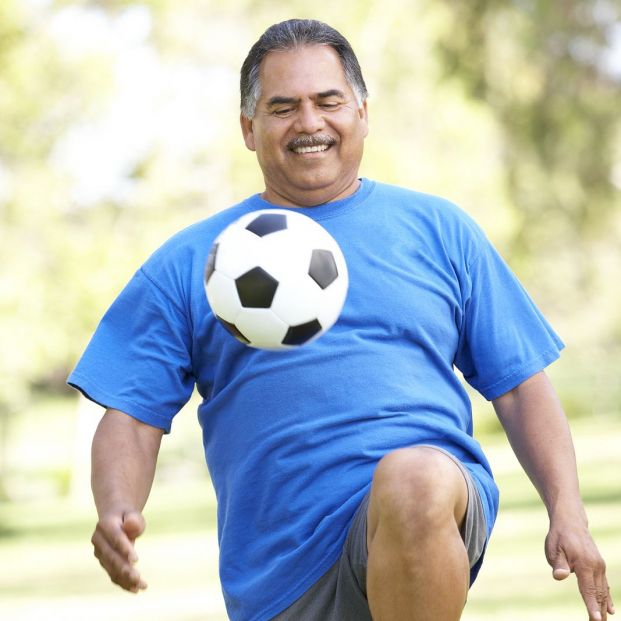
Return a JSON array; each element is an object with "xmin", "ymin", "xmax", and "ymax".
[{"xmin": 240, "ymin": 19, "xmax": 368, "ymax": 119}]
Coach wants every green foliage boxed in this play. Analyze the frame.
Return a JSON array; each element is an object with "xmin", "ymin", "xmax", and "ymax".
[
  {"xmin": 434, "ymin": 1, "xmax": 621, "ymax": 319},
  {"xmin": 0, "ymin": 1, "xmax": 117, "ymax": 407}
]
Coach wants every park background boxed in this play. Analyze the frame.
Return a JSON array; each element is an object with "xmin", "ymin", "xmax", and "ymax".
[{"xmin": 1, "ymin": 0, "xmax": 620, "ymax": 619}]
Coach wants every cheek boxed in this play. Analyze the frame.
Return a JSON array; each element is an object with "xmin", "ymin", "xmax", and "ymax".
[
  {"xmin": 334, "ymin": 114, "xmax": 366, "ymax": 141},
  {"xmin": 256, "ymin": 129, "xmax": 286, "ymax": 156},
  {"xmin": 340, "ymin": 125, "xmax": 366, "ymax": 153}
]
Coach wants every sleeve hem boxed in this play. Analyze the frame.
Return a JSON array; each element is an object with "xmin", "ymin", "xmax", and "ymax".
[
  {"xmin": 67, "ymin": 374, "xmax": 174, "ymax": 433},
  {"xmin": 477, "ymin": 346, "xmax": 564, "ymax": 401}
]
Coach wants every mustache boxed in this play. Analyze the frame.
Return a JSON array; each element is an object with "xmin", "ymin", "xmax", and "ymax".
[{"xmin": 287, "ymin": 135, "xmax": 337, "ymax": 150}]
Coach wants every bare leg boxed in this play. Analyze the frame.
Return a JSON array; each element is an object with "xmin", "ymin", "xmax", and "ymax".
[{"xmin": 366, "ymin": 446, "xmax": 470, "ymax": 621}]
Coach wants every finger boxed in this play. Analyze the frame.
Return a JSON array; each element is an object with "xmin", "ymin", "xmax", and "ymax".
[
  {"xmin": 122, "ymin": 511, "xmax": 146, "ymax": 543},
  {"xmin": 551, "ymin": 548, "xmax": 571, "ymax": 581},
  {"xmin": 93, "ymin": 535, "xmax": 146, "ymax": 592},
  {"xmin": 600, "ymin": 578, "xmax": 612, "ymax": 621},
  {"xmin": 607, "ymin": 586, "xmax": 615, "ymax": 615},
  {"xmin": 594, "ymin": 565, "xmax": 611, "ymax": 620},
  {"xmin": 575, "ymin": 567, "xmax": 608, "ymax": 621},
  {"xmin": 553, "ymin": 566, "xmax": 571, "ymax": 580},
  {"xmin": 97, "ymin": 514, "xmax": 139, "ymax": 563},
  {"xmin": 92, "ymin": 528, "xmax": 146, "ymax": 592},
  {"xmin": 600, "ymin": 579, "xmax": 615, "ymax": 620}
]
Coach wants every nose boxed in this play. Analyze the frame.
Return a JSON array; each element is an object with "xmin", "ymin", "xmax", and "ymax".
[{"xmin": 293, "ymin": 101, "xmax": 325, "ymax": 134}]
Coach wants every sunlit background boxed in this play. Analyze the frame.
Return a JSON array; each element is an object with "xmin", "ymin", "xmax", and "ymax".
[{"xmin": 1, "ymin": 1, "xmax": 620, "ymax": 619}]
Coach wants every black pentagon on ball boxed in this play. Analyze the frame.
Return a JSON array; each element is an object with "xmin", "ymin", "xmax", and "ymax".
[
  {"xmin": 308, "ymin": 248, "xmax": 338, "ymax": 289},
  {"xmin": 246, "ymin": 213, "xmax": 288, "ymax": 237},
  {"xmin": 235, "ymin": 266, "xmax": 279, "ymax": 308},
  {"xmin": 217, "ymin": 316, "xmax": 250, "ymax": 344},
  {"xmin": 204, "ymin": 242, "xmax": 219, "ymax": 283},
  {"xmin": 282, "ymin": 319, "xmax": 323, "ymax": 346}
]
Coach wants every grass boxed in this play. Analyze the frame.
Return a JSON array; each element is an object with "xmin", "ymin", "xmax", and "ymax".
[{"xmin": 0, "ymin": 396, "xmax": 619, "ymax": 620}]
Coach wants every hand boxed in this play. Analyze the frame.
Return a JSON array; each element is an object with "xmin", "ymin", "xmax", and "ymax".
[
  {"xmin": 545, "ymin": 523, "xmax": 615, "ymax": 620},
  {"xmin": 91, "ymin": 509, "xmax": 148, "ymax": 593}
]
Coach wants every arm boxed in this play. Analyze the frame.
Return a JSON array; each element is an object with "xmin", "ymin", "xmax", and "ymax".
[
  {"xmin": 492, "ymin": 371, "xmax": 614, "ymax": 621},
  {"xmin": 90, "ymin": 408, "xmax": 164, "ymax": 593}
]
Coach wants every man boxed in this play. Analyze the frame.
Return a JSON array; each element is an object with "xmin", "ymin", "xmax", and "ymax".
[{"xmin": 69, "ymin": 19, "xmax": 614, "ymax": 621}]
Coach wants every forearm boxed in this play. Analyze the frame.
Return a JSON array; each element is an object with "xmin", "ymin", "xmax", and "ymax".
[
  {"xmin": 493, "ymin": 372, "xmax": 614, "ymax": 619},
  {"xmin": 92, "ymin": 408, "xmax": 163, "ymax": 518},
  {"xmin": 492, "ymin": 371, "xmax": 586, "ymax": 524}
]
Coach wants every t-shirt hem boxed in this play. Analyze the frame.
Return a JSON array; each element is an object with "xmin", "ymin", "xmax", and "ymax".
[
  {"xmin": 241, "ymin": 550, "xmax": 339, "ymax": 621},
  {"xmin": 240, "ymin": 482, "xmax": 372, "ymax": 621},
  {"xmin": 249, "ymin": 553, "xmax": 340, "ymax": 621}
]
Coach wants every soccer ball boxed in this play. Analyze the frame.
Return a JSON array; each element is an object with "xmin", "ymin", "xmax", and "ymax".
[{"xmin": 204, "ymin": 209, "xmax": 348, "ymax": 350}]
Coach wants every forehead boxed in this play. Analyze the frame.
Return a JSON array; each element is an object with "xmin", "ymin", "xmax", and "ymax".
[{"xmin": 258, "ymin": 45, "xmax": 351, "ymax": 100}]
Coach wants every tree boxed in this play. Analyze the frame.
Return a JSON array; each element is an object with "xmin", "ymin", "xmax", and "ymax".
[
  {"xmin": 433, "ymin": 0, "xmax": 621, "ymax": 320},
  {"xmin": 0, "ymin": 0, "xmax": 117, "ymax": 496}
]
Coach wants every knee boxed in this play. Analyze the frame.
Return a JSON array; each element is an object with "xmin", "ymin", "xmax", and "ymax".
[{"xmin": 370, "ymin": 447, "xmax": 463, "ymax": 540}]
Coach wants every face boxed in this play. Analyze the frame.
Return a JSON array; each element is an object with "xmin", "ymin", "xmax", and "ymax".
[{"xmin": 240, "ymin": 45, "xmax": 369, "ymax": 207}]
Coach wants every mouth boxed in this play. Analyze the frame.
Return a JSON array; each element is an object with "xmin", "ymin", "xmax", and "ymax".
[
  {"xmin": 292, "ymin": 144, "xmax": 331, "ymax": 154},
  {"xmin": 287, "ymin": 135, "xmax": 336, "ymax": 155}
]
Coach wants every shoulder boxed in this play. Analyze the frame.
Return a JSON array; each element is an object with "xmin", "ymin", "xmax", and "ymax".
[
  {"xmin": 372, "ymin": 181, "xmax": 476, "ymax": 222},
  {"xmin": 131, "ymin": 197, "xmax": 261, "ymax": 309},
  {"xmin": 161, "ymin": 202, "xmax": 255, "ymax": 255},
  {"xmin": 369, "ymin": 180, "xmax": 489, "ymax": 250},
  {"xmin": 143, "ymin": 198, "xmax": 258, "ymax": 273}
]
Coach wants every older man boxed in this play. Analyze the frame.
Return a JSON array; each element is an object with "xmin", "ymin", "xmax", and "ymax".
[{"xmin": 69, "ymin": 18, "xmax": 613, "ymax": 621}]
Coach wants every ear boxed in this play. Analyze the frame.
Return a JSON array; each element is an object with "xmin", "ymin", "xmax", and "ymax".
[
  {"xmin": 359, "ymin": 100, "xmax": 369, "ymax": 138},
  {"xmin": 240, "ymin": 114, "xmax": 256, "ymax": 151}
]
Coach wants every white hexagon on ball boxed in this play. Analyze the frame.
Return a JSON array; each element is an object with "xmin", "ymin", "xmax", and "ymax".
[{"xmin": 204, "ymin": 209, "xmax": 348, "ymax": 350}]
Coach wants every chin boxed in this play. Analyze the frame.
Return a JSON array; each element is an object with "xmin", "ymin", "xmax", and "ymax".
[{"xmin": 294, "ymin": 169, "xmax": 346, "ymax": 190}]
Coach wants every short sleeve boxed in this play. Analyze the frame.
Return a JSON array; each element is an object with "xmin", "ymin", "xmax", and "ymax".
[
  {"xmin": 454, "ymin": 239, "xmax": 564, "ymax": 401},
  {"xmin": 68, "ymin": 268, "xmax": 195, "ymax": 432}
]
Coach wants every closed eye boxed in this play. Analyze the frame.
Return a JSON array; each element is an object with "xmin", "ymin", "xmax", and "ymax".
[{"xmin": 272, "ymin": 107, "xmax": 295, "ymax": 117}]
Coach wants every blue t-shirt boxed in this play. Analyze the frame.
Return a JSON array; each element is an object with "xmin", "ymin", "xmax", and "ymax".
[{"xmin": 68, "ymin": 179, "xmax": 564, "ymax": 621}]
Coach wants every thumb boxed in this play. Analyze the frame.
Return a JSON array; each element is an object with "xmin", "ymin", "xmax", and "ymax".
[
  {"xmin": 552, "ymin": 549, "xmax": 571, "ymax": 581},
  {"xmin": 122, "ymin": 510, "xmax": 146, "ymax": 542}
]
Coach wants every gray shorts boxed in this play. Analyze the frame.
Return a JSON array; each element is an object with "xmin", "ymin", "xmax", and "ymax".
[{"xmin": 272, "ymin": 447, "xmax": 487, "ymax": 621}]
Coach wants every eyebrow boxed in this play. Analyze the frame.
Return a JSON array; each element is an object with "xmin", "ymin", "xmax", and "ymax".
[
  {"xmin": 266, "ymin": 89, "xmax": 347, "ymax": 108},
  {"xmin": 266, "ymin": 96, "xmax": 300, "ymax": 107},
  {"xmin": 316, "ymin": 89, "xmax": 346, "ymax": 99}
]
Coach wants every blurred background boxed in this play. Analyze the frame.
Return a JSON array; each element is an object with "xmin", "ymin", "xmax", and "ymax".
[{"xmin": 0, "ymin": 0, "xmax": 619, "ymax": 619}]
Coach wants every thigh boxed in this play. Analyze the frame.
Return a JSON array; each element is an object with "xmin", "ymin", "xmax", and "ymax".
[{"xmin": 418, "ymin": 445, "xmax": 488, "ymax": 574}]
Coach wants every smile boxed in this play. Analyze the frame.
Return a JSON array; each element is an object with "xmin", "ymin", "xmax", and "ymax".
[
  {"xmin": 287, "ymin": 134, "xmax": 337, "ymax": 154},
  {"xmin": 293, "ymin": 144, "xmax": 331, "ymax": 154}
]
